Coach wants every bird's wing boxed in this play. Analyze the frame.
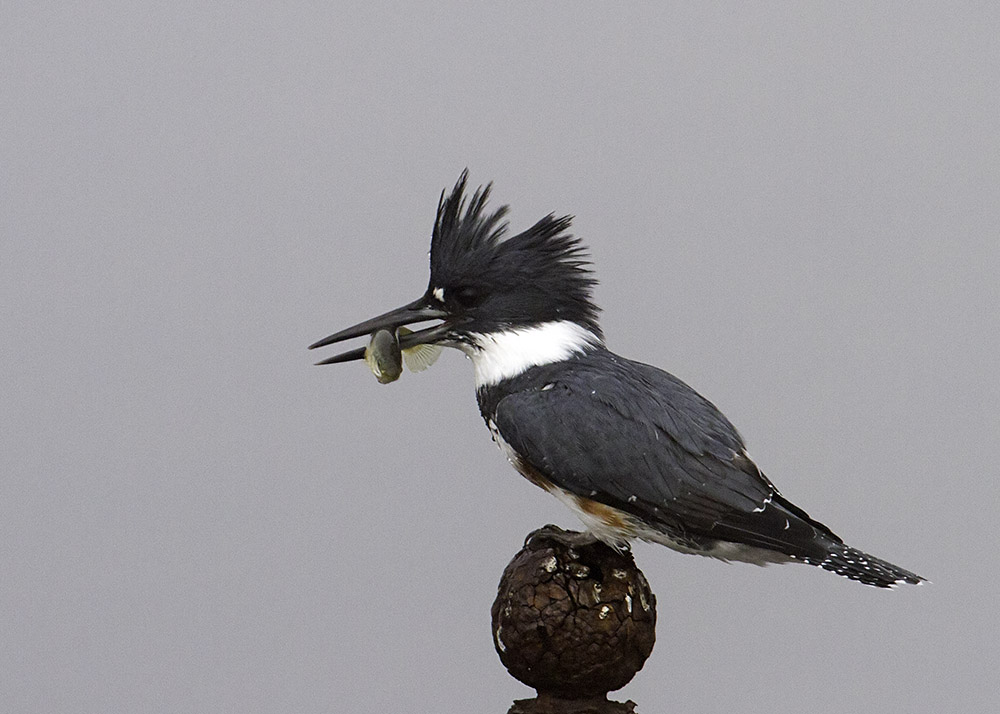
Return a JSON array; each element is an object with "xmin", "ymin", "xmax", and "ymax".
[{"xmin": 492, "ymin": 357, "xmax": 835, "ymax": 552}]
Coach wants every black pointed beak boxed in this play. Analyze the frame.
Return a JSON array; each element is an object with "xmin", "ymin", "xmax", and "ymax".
[{"xmin": 308, "ymin": 297, "xmax": 449, "ymax": 366}]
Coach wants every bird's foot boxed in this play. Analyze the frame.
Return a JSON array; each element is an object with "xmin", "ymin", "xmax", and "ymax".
[{"xmin": 524, "ymin": 524, "xmax": 629, "ymax": 552}]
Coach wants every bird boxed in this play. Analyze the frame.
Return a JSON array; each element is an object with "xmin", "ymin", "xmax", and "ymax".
[{"xmin": 310, "ymin": 171, "xmax": 924, "ymax": 588}]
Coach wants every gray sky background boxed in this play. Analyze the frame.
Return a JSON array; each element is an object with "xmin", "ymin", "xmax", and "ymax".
[{"xmin": 3, "ymin": 3, "xmax": 998, "ymax": 713}]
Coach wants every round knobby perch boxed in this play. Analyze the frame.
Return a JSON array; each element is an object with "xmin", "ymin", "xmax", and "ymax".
[{"xmin": 492, "ymin": 525, "xmax": 657, "ymax": 713}]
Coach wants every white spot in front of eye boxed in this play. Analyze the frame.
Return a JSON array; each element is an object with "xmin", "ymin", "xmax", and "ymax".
[{"xmin": 432, "ymin": 287, "xmax": 445, "ymax": 303}]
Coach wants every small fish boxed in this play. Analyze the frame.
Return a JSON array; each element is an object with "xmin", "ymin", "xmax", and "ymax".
[
  {"xmin": 397, "ymin": 326, "xmax": 443, "ymax": 374},
  {"xmin": 365, "ymin": 329, "xmax": 403, "ymax": 383},
  {"xmin": 364, "ymin": 327, "xmax": 443, "ymax": 384}
]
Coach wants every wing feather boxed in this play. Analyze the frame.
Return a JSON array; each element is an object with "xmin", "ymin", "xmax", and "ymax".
[{"xmin": 491, "ymin": 354, "xmax": 834, "ymax": 554}]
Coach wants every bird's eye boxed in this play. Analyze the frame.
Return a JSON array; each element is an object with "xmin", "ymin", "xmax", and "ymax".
[{"xmin": 452, "ymin": 285, "xmax": 481, "ymax": 308}]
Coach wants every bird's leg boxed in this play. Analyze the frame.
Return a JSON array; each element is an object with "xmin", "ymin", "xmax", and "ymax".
[{"xmin": 524, "ymin": 524, "xmax": 628, "ymax": 552}]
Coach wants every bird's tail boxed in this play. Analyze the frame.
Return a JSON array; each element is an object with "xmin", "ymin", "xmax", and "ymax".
[{"xmin": 796, "ymin": 544, "xmax": 925, "ymax": 588}]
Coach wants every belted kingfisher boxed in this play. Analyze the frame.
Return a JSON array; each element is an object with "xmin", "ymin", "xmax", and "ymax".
[{"xmin": 310, "ymin": 171, "xmax": 923, "ymax": 588}]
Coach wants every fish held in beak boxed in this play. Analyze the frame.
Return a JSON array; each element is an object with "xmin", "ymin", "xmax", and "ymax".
[{"xmin": 363, "ymin": 327, "xmax": 443, "ymax": 384}]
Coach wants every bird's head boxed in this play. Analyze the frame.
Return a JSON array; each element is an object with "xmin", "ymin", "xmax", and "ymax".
[{"xmin": 310, "ymin": 171, "xmax": 603, "ymax": 384}]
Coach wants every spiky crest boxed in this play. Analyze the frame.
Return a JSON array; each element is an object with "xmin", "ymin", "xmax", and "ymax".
[
  {"xmin": 427, "ymin": 171, "xmax": 602, "ymax": 338},
  {"xmin": 430, "ymin": 170, "xmax": 509, "ymax": 282}
]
